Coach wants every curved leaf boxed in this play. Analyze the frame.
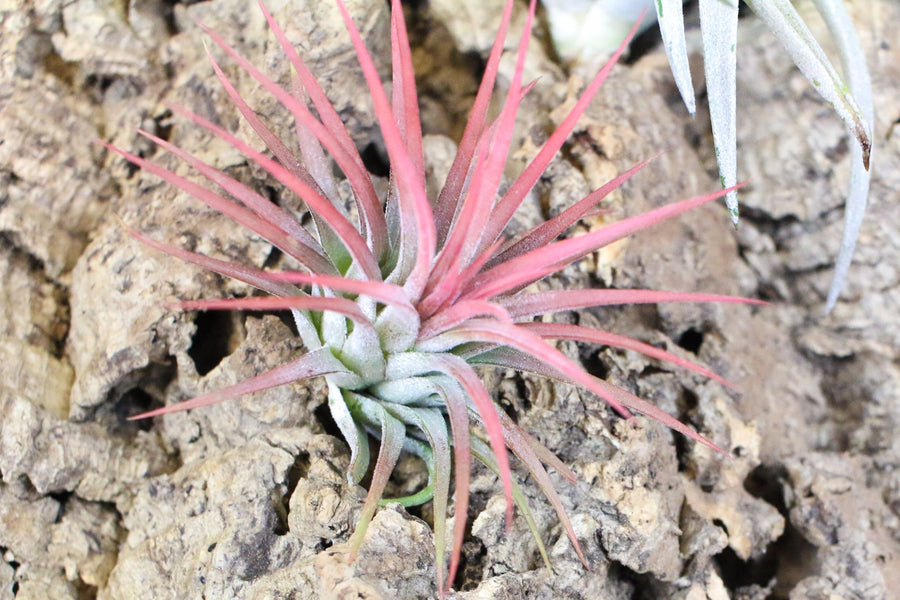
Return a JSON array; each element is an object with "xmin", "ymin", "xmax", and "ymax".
[
  {"xmin": 655, "ymin": 0, "xmax": 696, "ymax": 114},
  {"xmin": 812, "ymin": 0, "xmax": 874, "ymax": 312},
  {"xmin": 700, "ymin": 0, "xmax": 740, "ymax": 223}
]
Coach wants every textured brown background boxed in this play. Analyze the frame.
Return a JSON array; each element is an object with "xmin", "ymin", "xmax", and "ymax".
[{"xmin": 0, "ymin": 0, "xmax": 897, "ymax": 598}]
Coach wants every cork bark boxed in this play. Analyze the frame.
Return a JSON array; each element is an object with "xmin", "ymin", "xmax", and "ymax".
[{"xmin": 0, "ymin": 1, "xmax": 897, "ymax": 598}]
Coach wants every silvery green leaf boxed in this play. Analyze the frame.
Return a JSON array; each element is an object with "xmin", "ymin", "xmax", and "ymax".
[
  {"xmin": 327, "ymin": 381, "xmax": 370, "ymax": 485},
  {"xmin": 381, "ymin": 406, "xmax": 449, "ymax": 511},
  {"xmin": 385, "ymin": 437, "xmax": 435, "ymax": 506},
  {"xmin": 811, "ymin": 0, "xmax": 873, "ymax": 312},
  {"xmin": 290, "ymin": 308, "xmax": 323, "ymax": 350},
  {"xmin": 341, "ymin": 314, "xmax": 387, "ymax": 383},
  {"xmin": 699, "ymin": 0, "xmax": 740, "ymax": 224},
  {"xmin": 375, "ymin": 303, "xmax": 421, "ymax": 353},
  {"xmin": 371, "ymin": 376, "xmax": 444, "ymax": 405},
  {"xmin": 744, "ymin": 0, "xmax": 871, "ymax": 166},
  {"xmin": 655, "ymin": 0, "xmax": 696, "ymax": 114},
  {"xmin": 812, "ymin": 1, "xmax": 872, "ymax": 124},
  {"xmin": 320, "ymin": 305, "xmax": 348, "ymax": 349},
  {"xmin": 347, "ymin": 393, "xmax": 406, "ymax": 551},
  {"xmin": 409, "ymin": 406, "xmax": 452, "ymax": 591}
]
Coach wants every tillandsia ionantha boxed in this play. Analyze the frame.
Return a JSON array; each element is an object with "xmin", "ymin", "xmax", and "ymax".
[
  {"xmin": 102, "ymin": 0, "xmax": 763, "ymax": 594},
  {"xmin": 544, "ymin": 0, "xmax": 874, "ymax": 312}
]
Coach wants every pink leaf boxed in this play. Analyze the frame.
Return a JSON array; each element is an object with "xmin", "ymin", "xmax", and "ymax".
[
  {"xmin": 390, "ymin": 0, "xmax": 424, "ymax": 181},
  {"xmin": 428, "ymin": 354, "xmax": 515, "ymax": 529},
  {"xmin": 493, "ymin": 406, "xmax": 576, "ymax": 482},
  {"xmin": 262, "ymin": 271, "xmax": 413, "ymax": 312},
  {"xmin": 478, "ymin": 409, "xmax": 588, "ymax": 567},
  {"xmin": 173, "ymin": 295, "xmax": 369, "ymax": 325},
  {"xmin": 165, "ymin": 103, "xmax": 381, "ymax": 279},
  {"xmin": 135, "ymin": 129, "xmax": 330, "ymax": 268},
  {"xmin": 432, "ymin": 0, "xmax": 517, "ymax": 242},
  {"xmin": 466, "ymin": 184, "xmax": 745, "ymax": 300},
  {"xmin": 434, "ymin": 0, "xmax": 537, "ymax": 287},
  {"xmin": 486, "ymin": 156, "xmax": 655, "ymax": 267},
  {"xmin": 477, "ymin": 18, "xmax": 644, "ymax": 254},
  {"xmin": 419, "ymin": 300, "xmax": 513, "ymax": 341},
  {"xmin": 458, "ymin": 321, "xmax": 723, "ymax": 452},
  {"xmin": 204, "ymin": 50, "xmax": 323, "ymax": 195},
  {"xmin": 335, "ymin": 0, "xmax": 436, "ymax": 300},
  {"xmin": 207, "ymin": 12, "xmax": 388, "ymax": 255},
  {"xmin": 502, "ymin": 288, "xmax": 767, "ymax": 320},
  {"xmin": 431, "ymin": 318, "xmax": 630, "ymax": 419},
  {"xmin": 123, "ymin": 224, "xmax": 299, "ymax": 297},
  {"xmin": 100, "ymin": 140, "xmax": 336, "ymax": 276},
  {"xmin": 130, "ymin": 347, "xmax": 346, "ymax": 418},
  {"xmin": 521, "ymin": 321, "xmax": 733, "ymax": 387},
  {"xmin": 260, "ymin": 271, "xmax": 420, "ymax": 337},
  {"xmin": 432, "ymin": 379, "xmax": 473, "ymax": 594}
]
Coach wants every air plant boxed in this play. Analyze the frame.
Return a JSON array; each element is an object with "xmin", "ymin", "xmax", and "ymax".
[
  {"xmin": 655, "ymin": 0, "xmax": 873, "ymax": 313},
  {"xmin": 103, "ymin": 0, "xmax": 761, "ymax": 594},
  {"xmin": 545, "ymin": 0, "xmax": 873, "ymax": 312}
]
